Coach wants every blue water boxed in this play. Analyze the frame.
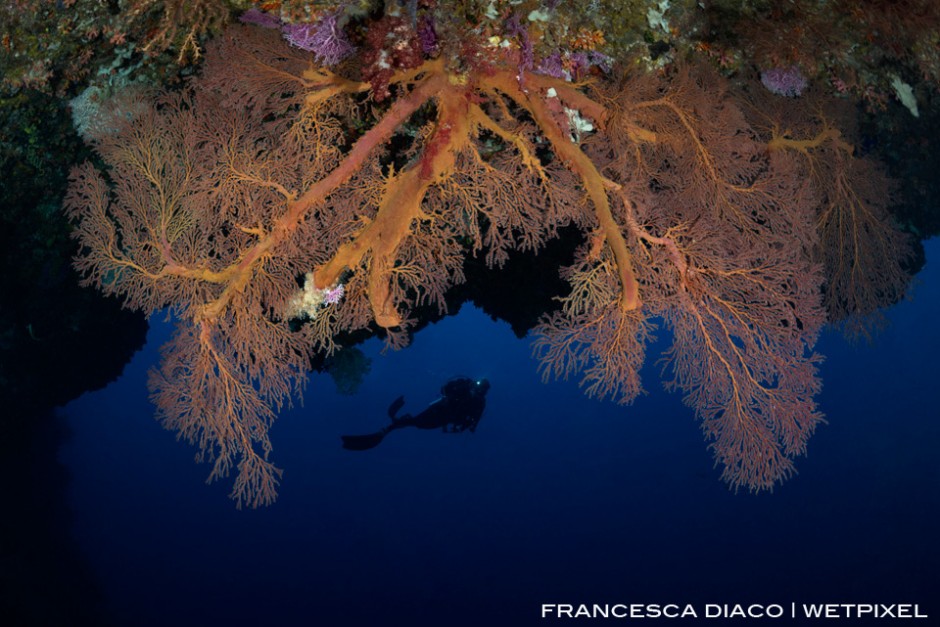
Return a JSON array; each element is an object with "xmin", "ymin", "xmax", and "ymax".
[{"xmin": 60, "ymin": 240, "xmax": 940, "ymax": 626}]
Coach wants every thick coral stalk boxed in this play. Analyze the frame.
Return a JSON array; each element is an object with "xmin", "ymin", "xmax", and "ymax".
[
  {"xmin": 314, "ymin": 83, "xmax": 473, "ymax": 326},
  {"xmin": 486, "ymin": 71, "xmax": 641, "ymax": 312},
  {"xmin": 195, "ymin": 67, "xmax": 451, "ymax": 323}
]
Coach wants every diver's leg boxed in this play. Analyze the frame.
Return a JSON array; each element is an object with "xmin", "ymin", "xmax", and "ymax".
[
  {"xmin": 387, "ymin": 396, "xmax": 406, "ymax": 419},
  {"xmin": 390, "ymin": 414, "xmax": 417, "ymax": 428},
  {"xmin": 341, "ymin": 431, "xmax": 387, "ymax": 450}
]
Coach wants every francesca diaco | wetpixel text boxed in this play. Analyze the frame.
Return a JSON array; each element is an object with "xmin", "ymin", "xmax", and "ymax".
[{"xmin": 540, "ymin": 603, "xmax": 930, "ymax": 620}]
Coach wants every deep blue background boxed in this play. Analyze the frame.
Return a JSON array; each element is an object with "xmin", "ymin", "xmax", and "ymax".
[{"xmin": 59, "ymin": 239, "xmax": 939, "ymax": 626}]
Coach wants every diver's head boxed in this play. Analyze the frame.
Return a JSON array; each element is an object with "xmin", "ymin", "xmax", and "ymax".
[{"xmin": 474, "ymin": 378, "xmax": 491, "ymax": 396}]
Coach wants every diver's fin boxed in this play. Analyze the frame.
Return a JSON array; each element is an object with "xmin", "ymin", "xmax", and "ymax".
[
  {"xmin": 341, "ymin": 432, "xmax": 387, "ymax": 451},
  {"xmin": 387, "ymin": 395, "xmax": 405, "ymax": 419}
]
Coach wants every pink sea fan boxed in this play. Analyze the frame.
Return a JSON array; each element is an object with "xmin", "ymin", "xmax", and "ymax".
[{"xmin": 282, "ymin": 14, "xmax": 354, "ymax": 66}]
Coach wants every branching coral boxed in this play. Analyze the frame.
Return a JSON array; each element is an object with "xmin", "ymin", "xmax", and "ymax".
[{"xmin": 64, "ymin": 3, "xmax": 910, "ymax": 505}]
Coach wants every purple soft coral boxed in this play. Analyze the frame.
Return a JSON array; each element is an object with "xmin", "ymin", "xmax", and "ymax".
[
  {"xmin": 536, "ymin": 53, "xmax": 567, "ymax": 80},
  {"xmin": 322, "ymin": 283, "xmax": 345, "ymax": 306},
  {"xmin": 282, "ymin": 14, "xmax": 355, "ymax": 67},
  {"xmin": 760, "ymin": 66, "xmax": 808, "ymax": 97},
  {"xmin": 417, "ymin": 15, "xmax": 438, "ymax": 56},
  {"xmin": 505, "ymin": 14, "xmax": 533, "ymax": 71}
]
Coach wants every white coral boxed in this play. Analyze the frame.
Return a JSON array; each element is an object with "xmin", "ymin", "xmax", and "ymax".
[
  {"xmin": 890, "ymin": 75, "xmax": 919, "ymax": 117},
  {"xmin": 286, "ymin": 273, "xmax": 344, "ymax": 320}
]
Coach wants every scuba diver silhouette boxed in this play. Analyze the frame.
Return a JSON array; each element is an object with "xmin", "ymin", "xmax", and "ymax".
[{"xmin": 341, "ymin": 377, "xmax": 490, "ymax": 451}]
